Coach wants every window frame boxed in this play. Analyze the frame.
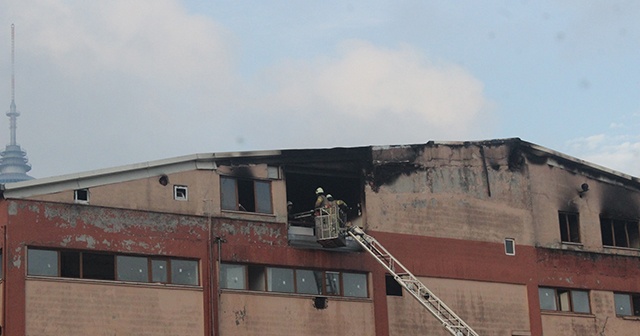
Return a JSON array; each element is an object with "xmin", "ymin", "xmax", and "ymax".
[
  {"xmin": 74, "ymin": 188, "xmax": 89, "ymax": 204},
  {"xmin": 538, "ymin": 287, "xmax": 591, "ymax": 314},
  {"xmin": 220, "ymin": 176, "xmax": 273, "ymax": 214},
  {"xmin": 559, "ymin": 211, "xmax": 580, "ymax": 243},
  {"xmin": 614, "ymin": 292, "xmax": 640, "ymax": 317},
  {"xmin": 26, "ymin": 247, "xmax": 199, "ymax": 286},
  {"xmin": 600, "ymin": 216, "xmax": 640, "ymax": 249},
  {"xmin": 504, "ymin": 238, "xmax": 515, "ymax": 256},
  {"xmin": 173, "ymin": 185, "xmax": 188, "ymax": 201},
  {"xmin": 219, "ymin": 263, "xmax": 368, "ymax": 298}
]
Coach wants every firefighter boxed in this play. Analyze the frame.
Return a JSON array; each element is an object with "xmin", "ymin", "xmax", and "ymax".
[
  {"xmin": 314, "ymin": 187, "xmax": 330, "ymax": 215},
  {"xmin": 326, "ymin": 194, "xmax": 348, "ymax": 226}
]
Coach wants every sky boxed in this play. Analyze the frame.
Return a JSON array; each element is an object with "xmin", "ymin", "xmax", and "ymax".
[{"xmin": 0, "ymin": 0, "xmax": 639, "ymax": 178}]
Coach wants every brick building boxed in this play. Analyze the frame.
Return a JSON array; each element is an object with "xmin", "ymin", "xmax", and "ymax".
[{"xmin": 0, "ymin": 138, "xmax": 639, "ymax": 335}]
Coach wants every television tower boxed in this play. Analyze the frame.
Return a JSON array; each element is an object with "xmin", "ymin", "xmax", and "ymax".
[{"xmin": 0, "ymin": 24, "xmax": 34, "ymax": 183}]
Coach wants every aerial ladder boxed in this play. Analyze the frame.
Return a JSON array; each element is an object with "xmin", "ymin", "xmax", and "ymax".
[{"xmin": 314, "ymin": 206, "xmax": 479, "ymax": 336}]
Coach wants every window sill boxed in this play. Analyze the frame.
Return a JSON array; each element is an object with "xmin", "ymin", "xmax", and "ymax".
[
  {"xmin": 541, "ymin": 310, "xmax": 594, "ymax": 318},
  {"xmin": 26, "ymin": 275, "xmax": 202, "ymax": 290},
  {"xmin": 621, "ymin": 316, "xmax": 640, "ymax": 321},
  {"xmin": 220, "ymin": 288, "xmax": 371, "ymax": 302},
  {"xmin": 603, "ymin": 245, "xmax": 640, "ymax": 252}
]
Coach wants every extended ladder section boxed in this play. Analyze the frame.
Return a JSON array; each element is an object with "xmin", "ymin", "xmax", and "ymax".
[{"xmin": 347, "ymin": 226, "xmax": 480, "ymax": 336}]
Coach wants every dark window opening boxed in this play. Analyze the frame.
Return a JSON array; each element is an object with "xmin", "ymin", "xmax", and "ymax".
[
  {"xmin": 174, "ymin": 185, "xmax": 188, "ymax": 200},
  {"xmin": 559, "ymin": 212, "xmax": 580, "ymax": 243},
  {"xmin": 248, "ymin": 265, "xmax": 266, "ymax": 291},
  {"xmin": 221, "ymin": 177, "xmax": 272, "ymax": 214},
  {"xmin": 600, "ymin": 217, "xmax": 640, "ymax": 248},
  {"xmin": 82, "ymin": 253, "xmax": 115, "ymax": 280},
  {"xmin": 60, "ymin": 251, "xmax": 81, "ymax": 278},
  {"xmin": 74, "ymin": 189, "xmax": 89, "ymax": 203},
  {"xmin": 386, "ymin": 274, "xmax": 403, "ymax": 296}
]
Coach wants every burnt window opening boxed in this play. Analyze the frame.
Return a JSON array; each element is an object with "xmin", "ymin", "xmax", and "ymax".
[
  {"xmin": 386, "ymin": 274, "xmax": 403, "ymax": 296},
  {"xmin": 221, "ymin": 176, "xmax": 272, "ymax": 214},
  {"xmin": 600, "ymin": 217, "xmax": 640, "ymax": 249},
  {"xmin": 83, "ymin": 253, "xmax": 115, "ymax": 280},
  {"xmin": 313, "ymin": 297, "xmax": 328, "ymax": 309},
  {"xmin": 284, "ymin": 170, "xmax": 362, "ymax": 227},
  {"xmin": 559, "ymin": 211, "xmax": 580, "ymax": 243},
  {"xmin": 60, "ymin": 250, "xmax": 81, "ymax": 278}
]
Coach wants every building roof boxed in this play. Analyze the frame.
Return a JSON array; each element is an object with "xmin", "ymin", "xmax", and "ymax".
[{"xmin": 2, "ymin": 138, "xmax": 638, "ymax": 199}]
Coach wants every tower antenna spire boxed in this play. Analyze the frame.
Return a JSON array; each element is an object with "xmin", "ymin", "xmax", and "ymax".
[{"xmin": 0, "ymin": 23, "xmax": 34, "ymax": 183}]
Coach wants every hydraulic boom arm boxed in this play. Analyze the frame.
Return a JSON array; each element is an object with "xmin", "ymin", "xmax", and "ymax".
[{"xmin": 347, "ymin": 226, "xmax": 480, "ymax": 336}]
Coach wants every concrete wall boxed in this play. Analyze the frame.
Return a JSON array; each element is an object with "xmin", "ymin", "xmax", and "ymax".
[
  {"xmin": 26, "ymin": 278, "xmax": 204, "ymax": 336},
  {"xmin": 366, "ymin": 143, "xmax": 535, "ymax": 246},
  {"xmin": 387, "ymin": 277, "xmax": 530, "ymax": 336},
  {"xmin": 219, "ymin": 292, "xmax": 375, "ymax": 336}
]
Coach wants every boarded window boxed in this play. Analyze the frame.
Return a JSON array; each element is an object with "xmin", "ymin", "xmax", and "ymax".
[{"xmin": 559, "ymin": 212, "xmax": 580, "ymax": 243}]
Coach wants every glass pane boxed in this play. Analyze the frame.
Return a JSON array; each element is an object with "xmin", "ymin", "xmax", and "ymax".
[
  {"xmin": 117, "ymin": 256, "xmax": 149, "ymax": 282},
  {"xmin": 220, "ymin": 264, "xmax": 245, "ymax": 289},
  {"xmin": 220, "ymin": 177, "xmax": 237, "ymax": 211},
  {"xmin": 539, "ymin": 287, "xmax": 557, "ymax": 311},
  {"xmin": 28, "ymin": 249, "xmax": 58, "ymax": 276},
  {"xmin": 343, "ymin": 272, "xmax": 368, "ymax": 298},
  {"xmin": 255, "ymin": 181, "xmax": 272, "ymax": 214},
  {"xmin": 296, "ymin": 270, "xmax": 323, "ymax": 295},
  {"xmin": 267, "ymin": 267, "xmax": 294, "ymax": 293},
  {"xmin": 171, "ymin": 259, "xmax": 199, "ymax": 285},
  {"xmin": 325, "ymin": 271, "xmax": 341, "ymax": 296},
  {"xmin": 151, "ymin": 259, "xmax": 168, "ymax": 283},
  {"xmin": 571, "ymin": 290, "xmax": 590, "ymax": 313},
  {"xmin": 614, "ymin": 293, "xmax": 632, "ymax": 316}
]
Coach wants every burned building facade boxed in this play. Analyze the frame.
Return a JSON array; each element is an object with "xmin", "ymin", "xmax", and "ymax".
[{"xmin": 0, "ymin": 138, "xmax": 639, "ymax": 335}]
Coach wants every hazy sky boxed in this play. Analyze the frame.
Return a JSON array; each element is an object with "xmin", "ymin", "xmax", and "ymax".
[{"xmin": 0, "ymin": 1, "xmax": 639, "ymax": 178}]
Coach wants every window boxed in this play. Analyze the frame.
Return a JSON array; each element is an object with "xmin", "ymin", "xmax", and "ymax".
[
  {"xmin": 505, "ymin": 238, "xmax": 515, "ymax": 255},
  {"xmin": 174, "ymin": 185, "xmax": 188, "ymax": 201},
  {"xmin": 559, "ymin": 212, "xmax": 580, "ymax": 243},
  {"xmin": 27, "ymin": 247, "xmax": 199, "ymax": 286},
  {"xmin": 117, "ymin": 255, "xmax": 149, "ymax": 282},
  {"xmin": 386, "ymin": 274, "xmax": 403, "ymax": 296},
  {"xmin": 220, "ymin": 176, "xmax": 273, "ymax": 214},
  {"xmin": 74, "ymin": 188, "xmax": 89, "ymax": 203},
  {"xmin": 343, "ymin": 272, "xmax": 368, "ymax": 298},
  {"xmin": 267, "ymin": 267, "xmax": 294, "ymax": 293},
  {"xmin": 28, "ymin": 249, "xmax": 58, "ymax": 276},
  {"xmin": 219, "ymin": 263, "xmax": 368, "ymax": 298},
  {"xmin": 220, "ymin": 263, "xmax": 246, "ymax": 289},
  {"xmin": 614, "ymin": 293, "xmax": 640, "ymax": 317},
  {"xmin": 539, "ymin": 287, "xmax": 591, "ymax": 314},
  {"xmin": 600, "ymin": 217, "xmax": 640, "ymax": 248},
  {"xmin": 171, "ymin": 259, "xmax": 199, "ymax": 285}
]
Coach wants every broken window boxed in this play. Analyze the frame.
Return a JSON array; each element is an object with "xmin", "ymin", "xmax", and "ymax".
[
  {"xmin": 74, "ymin": 188, "xmax": 89, "ymax": 203},
  {"xmin": 248, "ymin": 265, "xmax": 266, "ymax": 291},
  {"xmin": 27, "ymin": 249, "xmax": 59, "ymax": 276},
  {"xmin": 60, "ymin": 250, "xmax": 81, "ymax": 278},
  {"xmin": 220, "ymin": 176, "xmax": 272, "ymax": 214},
  {"xmin": 538, "ymin": 287, "xmax": 590, "ymax": 314},
  {"xmin": 559, "ymin": 211, "xmax": 580, "ymax": 243},
  {"xmin": 220, "ymin": 263, "xmax": 246, "ymax": 289},
  {"xmin": 83, "ymin": 253, "xmax": 115, "ymax": 280},
  {"xmin": 174, "ymin": 185, "xmax": 188, "ymax": 201},
  {"xmin": 117, "ymin": 255, "xmax": 149, "ymax": 282},
  {"xmin": 342, "ymin": 272, "xmax": 368, "ymax": 298},
  {"xmin": 600, "ymin": 217, "xmax": 640, "ymax": 248},
  {"xmin": 267, "ymin": 267, "xmax": 294, "ymax": 293},
  {"xmin": 614, "ymin": 293, "xmax": 640, "ymax": 317}
]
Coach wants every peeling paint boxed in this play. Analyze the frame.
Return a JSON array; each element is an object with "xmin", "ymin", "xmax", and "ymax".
[
  {"xmin": 75, "ymin": 234, "xmax": 96, "ymax": 248},
  {"xmin": 234, "ymin": 306, "xmax": 247, "ymax": 326},
  {"xmin": 13, "ymin": 246, "xmax": 22, "ymax": 269},
  {"xmin": 8, "ymin": 201, "xmax": 17, "ymax": 215}
]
